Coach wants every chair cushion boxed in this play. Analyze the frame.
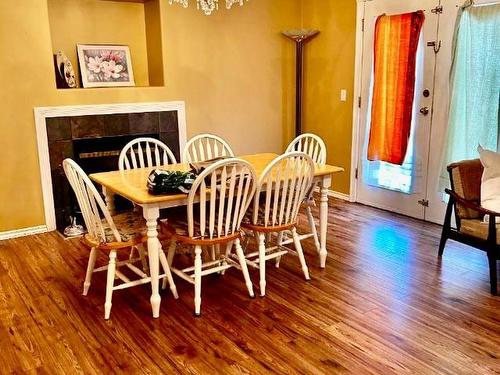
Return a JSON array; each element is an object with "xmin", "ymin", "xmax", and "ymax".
[
  {"xmin": 478, "ymin": 146, "xmax": 500, "ymax": 223},
  {"xmin": 448, "ymin": 159, "xmax": 483, "ymax": 219},
  {"xmin": 160, "ymin": 206, "xmax": 237, "ymax": 240},
  {"xmin": 102, "ymin": 211, "xmax": 147, "ymax": 243},
  {"xmin": 460, "ymin": 219, "xmax": 500, "ymax": 245}
]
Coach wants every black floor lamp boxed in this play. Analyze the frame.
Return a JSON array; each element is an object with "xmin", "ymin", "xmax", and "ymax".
[{"xmin": 282, "ymin": 29, "xmax": 319, "ymax": 137}]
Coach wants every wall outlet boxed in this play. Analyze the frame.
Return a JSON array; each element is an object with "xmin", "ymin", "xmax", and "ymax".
[{"xmin": 340, "ymin": 89, "xmax": 347, "ymax": 102}]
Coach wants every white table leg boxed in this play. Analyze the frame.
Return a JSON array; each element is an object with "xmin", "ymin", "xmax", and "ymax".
[
  {"xmin": 102, "ymin": 187, "xmax": 115, "ymax": 215},
  {"xmin": 319, "ymin": 176, "xmax": 332, "ymax": 268},
  {"xmin": 143, "ymin": 205, "xmax": 161, "ymax": 318}
]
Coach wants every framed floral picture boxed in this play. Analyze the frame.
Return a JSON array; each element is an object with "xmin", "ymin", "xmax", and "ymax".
[{"xmin": 77, "ymin": 44, "xmax": 135, "ymax": 88}]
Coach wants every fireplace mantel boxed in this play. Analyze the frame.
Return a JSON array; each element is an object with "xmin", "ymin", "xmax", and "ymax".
[{"xmin": 34, "ymin": 101, "xmax": 187, "ymax": 232}]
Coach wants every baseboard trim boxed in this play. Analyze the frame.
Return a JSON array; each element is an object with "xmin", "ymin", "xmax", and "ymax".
[
  {"xmin": 313, "ymin": 187, "xmax": 353, "ymax": 202},
  {"xmin": 0, "ymin": 225, "xmax": 48, "ymax": 241},
  {"xmin": 327, "ymin": 190, "xmax": 352, "ymax": 202}
]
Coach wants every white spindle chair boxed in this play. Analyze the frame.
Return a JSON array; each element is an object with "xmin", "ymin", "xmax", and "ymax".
[
  {"xmin": 118, "ymin": 137, "xmax": 177, "ymax": 171},
  {"xmin": 242, "ymin": 152, "xmax": 315, "ymax": 296},
  {"xmin": 286, "ymin": 133, "xmax": 326, "ymax": 165},
  {"xmin": 118, "ymin": 137, "xmax": 177, "ymax": 257},
  {"xmin": 63, "ymin": 159, "xmax": 178, "ymax": 319},
  {"xmin": 285, "ymin": 133, "xmax": 327, "ymax": 254},
  {"xmin": 159, "ymin": 158, "xmax": 257, "ymax": 316},
  {"xmin": 182, "ymin": 134, "xmax": 235, "ymax": 163}
]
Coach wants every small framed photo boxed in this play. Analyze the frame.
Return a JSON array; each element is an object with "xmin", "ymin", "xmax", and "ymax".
[{"xmin": 77, "ymin": 44, "xmax": 135, "ymax": 88}]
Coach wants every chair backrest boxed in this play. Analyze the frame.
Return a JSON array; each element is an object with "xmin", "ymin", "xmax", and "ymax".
[
  {"xmin": 183, "ymin": 134, "xmax": 235, "ymax": 163},
  {"xmin": 187, "ymin": 158, "xmax": 256, "ymax": 239},
  {"xmin": 448, "ymin": 159, "xmax": 484, "ymax": 220},
  {"xmin": 63, "ymin": 159, "xmax": 121, "ymax": 243},
  {"xmin": 286, "ymin": 133, "xmax": 327, "ymax": 165},
  {"xmin": 118, "ymin": 137, "xmax": 177, "ymax": 171},
  {"xmin": 251, "ymin": 152, "xmax": 315, "ymax": 227}
]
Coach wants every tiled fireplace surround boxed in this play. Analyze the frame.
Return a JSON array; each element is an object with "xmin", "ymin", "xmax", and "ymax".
[{"xmin": 35, "ymin": 102, "xmax": 186, "ymax": 234}]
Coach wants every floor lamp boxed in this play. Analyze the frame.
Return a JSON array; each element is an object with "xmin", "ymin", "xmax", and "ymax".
[{"xmin": 282, "ymin": 29, "xmax": 319, "ymax": 137}]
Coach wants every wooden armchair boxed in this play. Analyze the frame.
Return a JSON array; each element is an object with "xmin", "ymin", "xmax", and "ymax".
[{"xmin": 439, "ymin": 159, "xmax": 499, "ymax": 295}]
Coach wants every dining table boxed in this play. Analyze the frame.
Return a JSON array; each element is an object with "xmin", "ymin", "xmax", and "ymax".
[{"xmin": 89, "ymin": 153, "xmax": 343, "ymax": 317}]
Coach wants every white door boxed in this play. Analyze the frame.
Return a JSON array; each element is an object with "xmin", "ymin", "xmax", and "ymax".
[
  {"xmin": 355, "ymin": 0, "xmax": 441, "ymax": 220},
  {"xmin": 424, "ymin": 0, "xmax": 462, "ymax": 224}
]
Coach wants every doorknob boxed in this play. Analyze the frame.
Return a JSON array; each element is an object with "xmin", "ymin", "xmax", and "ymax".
[{"xmin": 420, "ymin": 107, "xmax": 429, "ymax": 115}]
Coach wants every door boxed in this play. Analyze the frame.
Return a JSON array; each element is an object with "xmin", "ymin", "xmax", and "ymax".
[
  {"xmin": 424, "ymin": 0, "xmax": 462, "ymax": 224},
  {"xmin": 355, "ymin": 0, "xmax": 440, "ymax": 220}
]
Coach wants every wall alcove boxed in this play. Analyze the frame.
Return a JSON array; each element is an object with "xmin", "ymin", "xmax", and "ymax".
[{"xmin": 47, "ymin": 0, "xmax": 164, "ymax": 89}]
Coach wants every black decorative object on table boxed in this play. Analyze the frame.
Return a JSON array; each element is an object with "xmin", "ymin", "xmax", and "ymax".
[{"xmin": 147, "ymin": 170, "xmax": 196, "ymax": 195}]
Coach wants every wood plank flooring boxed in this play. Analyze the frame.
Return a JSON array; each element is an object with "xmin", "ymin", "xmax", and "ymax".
[{"xmin": 0, "ymin": 199, "xmax": 499, "ymax": 374}]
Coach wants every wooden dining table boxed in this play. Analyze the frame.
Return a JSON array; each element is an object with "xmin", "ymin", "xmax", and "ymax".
[{"xmin": 90, "ymin": 153, "xmax": 343, "ymax": 317}]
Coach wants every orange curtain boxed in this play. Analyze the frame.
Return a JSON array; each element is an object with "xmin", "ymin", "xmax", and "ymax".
[{"xmin": 367, "ymin": 11, "xmax": 425, "ymax": 165}]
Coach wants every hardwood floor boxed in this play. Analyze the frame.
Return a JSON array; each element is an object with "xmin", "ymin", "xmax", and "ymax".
[{"xmin": 0, "ymin": 199, "xmax": 499, "ymax": 374}]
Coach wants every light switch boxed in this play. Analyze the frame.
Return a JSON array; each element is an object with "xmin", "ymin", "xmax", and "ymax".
[{"xmin": 340, "ymin": 89, "xmax": 347, "ymax": 102}]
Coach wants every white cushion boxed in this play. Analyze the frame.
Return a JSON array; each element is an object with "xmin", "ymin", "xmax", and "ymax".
[{"xmin": 478, "ymin": 145, "xmax": 500, "ymax": 223}]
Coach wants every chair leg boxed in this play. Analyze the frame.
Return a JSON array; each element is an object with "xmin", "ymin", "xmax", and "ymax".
[
  {"xmin": 292, "ymin": 227, "xmax": 310, "ymax": 280},
  {"xmin": 221, "ymin": 241, "xmax": 233, "ymax": 276},
  {"xmin": 194, "ymin": 245, "xmax": 202, "ymax": 316},
  {"xmin": 438, "ymin": 231, "xmax": 448, "ymax": 257},
  {"xmin": 275, "ymin": 232, "xmax": 283, "ymax": 268},
  {"xmin": 439, "ymin": 199, "xmax": 453, "ymax": 257},
  {"xmin": 128, "ymin": 246, "xmax": 136, "ymax": 261},
  {"xmin": 210, "ymin": 245, "xmax": 216, "ymax": 261},
  {"xmin": 306, "ymin": 206, "xmax": 321, "ymax": 254},
  {"xmin": 166, "ymin": 240, "xmax": 176, "ymax": 266},
  {"xmin": 83, "ymin": 247, "xmax": 98, "ymax": 296},
  {"xmin": 159, "ymin": 247, "xmax": 178, "ymax": 299},
  {"xmin": 137, "ymin": 245, "xmax": 149, "ymax": 275},
  {"xmin": 104, "ymin": 250, "xmax": 117, "ymax": 320},
  {"xmin": 258, "ymin": 233, "xmax": 267, "ymax": 296},
  {"xmin": 163, "ymin": 241, "xmax": 177, "ymax": 289},
  {"xmin": 234, "ymin": 238, "xmax": 255, "ymax": 298},
  {"xmin": 488, "ymin": 255, "xmax": 497, "ymax": 295}
]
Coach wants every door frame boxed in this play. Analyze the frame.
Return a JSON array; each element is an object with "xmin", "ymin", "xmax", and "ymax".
[
  {"xmin": 350, "ymin": 0, "xmax": 464, "ymax": 223},
  {"xmin": 350, "ymin": 0, "xmax": 371, "ymax": 202}
]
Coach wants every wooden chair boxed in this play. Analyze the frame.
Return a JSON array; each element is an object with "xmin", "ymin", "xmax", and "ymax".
[
  {"xmin": 118, "ymin": 137, "xmax": 177, "ymax": 252},
  {"xmin": 182, "ymin": 134, "xmax": 234, "ymax": 163},
  {"xmin": 118, "ymin": 137, "xmax": 177, "ymax": 171},
  {"xmin": 439, "ymin": 159, "xmax": 499, "ymax": 294},
  {"xmin": 159, "ymin": 158, "xmax": 257, "ymax": 316},
  {"xmin": 242, "ymin": 152, "xmax": 315, "ymax": 296},
  {"xmin": 63, "ymin": 159, "xmax": 178, "ymax": 319},
  {"xmin": 285, "ymin": 133, "xmax": 327, "ymax": 254}
]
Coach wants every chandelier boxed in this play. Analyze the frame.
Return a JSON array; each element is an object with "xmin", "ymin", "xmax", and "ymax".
[{"xmin": 169, "ymin": 0, "xmax": 248, "ymax": 16}]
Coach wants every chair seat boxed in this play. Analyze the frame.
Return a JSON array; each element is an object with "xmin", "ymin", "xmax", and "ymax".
[
  {"xmin": 102, "ymin": 211, "xmax": 147, "ymax": 243},
  {"xmin": 460, "ymin": 219, "xmax": 500, "ymax": 245},
  {"xmin": 159, "ymin": 207, "xmax": 240, "ymax": 244}
]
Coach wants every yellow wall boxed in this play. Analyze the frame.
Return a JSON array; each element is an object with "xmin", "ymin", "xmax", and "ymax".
[
  {"xmin": 0, "ymin": 0, "xmax": 356, "ymax": 232},
  {"xmin": 0, "ymin": 0, "xmax": 300, "ymax": 231},
  {"xmin": 47, "ymin": 0, "xmax": 151, "ymax": 87},
  {"xmin": 302, "ymin": 0, "xmax": 357, "ymax": 194}
]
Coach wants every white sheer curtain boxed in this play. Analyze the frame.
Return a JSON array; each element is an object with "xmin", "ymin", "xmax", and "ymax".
[{"xmin": 440, "ymin": 2, "xmax": 500, "ymax": 188}]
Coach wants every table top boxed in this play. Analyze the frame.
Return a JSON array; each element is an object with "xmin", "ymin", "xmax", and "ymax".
[{"xmin": 89, "ymin": 153, "xmax": 344, "ymax": 205}]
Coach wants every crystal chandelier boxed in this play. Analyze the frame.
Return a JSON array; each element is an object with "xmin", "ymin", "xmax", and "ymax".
[{"xmin": 169, "ymin": 0, "xmax": 248, "ymax": 16}]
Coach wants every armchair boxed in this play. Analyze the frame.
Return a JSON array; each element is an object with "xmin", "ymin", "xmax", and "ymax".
[{"xmin": 439, "ymin": 159, "xmax": 499, "ymax": 294}]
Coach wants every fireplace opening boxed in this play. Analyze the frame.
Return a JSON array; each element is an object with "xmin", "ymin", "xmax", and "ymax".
[
  {"xmin": 74, "ymin": 134, "xmax": 158, "ymax": 174},
  {"xmin": 46, "ymin": 110, "xmax": 181, "ymax": 236}
]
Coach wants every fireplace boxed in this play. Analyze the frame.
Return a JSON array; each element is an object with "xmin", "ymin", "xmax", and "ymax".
[{"xmin": 35, "ymin": 102, "xmax": 187, "ymax": 234}]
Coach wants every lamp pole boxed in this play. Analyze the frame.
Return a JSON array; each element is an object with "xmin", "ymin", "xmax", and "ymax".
[{"xmin": 282, "ymin": 29, "xmax": 319, "ymax": 137}]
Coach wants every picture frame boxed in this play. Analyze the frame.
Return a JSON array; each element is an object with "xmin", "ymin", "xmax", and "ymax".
[{"xmin": 76, "ymin": 44, "xmax": 135, "ymax": 88}]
